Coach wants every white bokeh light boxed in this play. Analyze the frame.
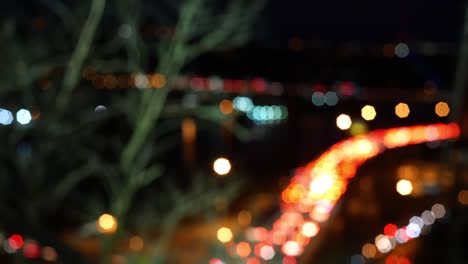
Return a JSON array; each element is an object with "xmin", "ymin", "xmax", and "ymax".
[{"xmin": 16, "ymin": 109, "xmax": 32, "ymax": 125}]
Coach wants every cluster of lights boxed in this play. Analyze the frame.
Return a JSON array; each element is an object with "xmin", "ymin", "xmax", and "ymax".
[
  {"xmin": 336, "ymin": 102, "xmax": 450, "ymax": 131},
  {"xmin": 246, "ymin": 105, "xmax": 288, "ymax": 124},
  {"xmin": 0, "ymin": 108, "xmax": 33, "ymax": 126},
  {"xmin": 0, "ymin": 233, "xmax": 58, "ymax": 262},
  {"xmin": 214, "ymin": 123, "xmax": 459, "ymax": 263},
  {"xmin": 232, "ymin": 96, "xmax": 288, "ymax": 124},
  {"xmin": 355, "ymin": 203, "xmax": 447, "ymax": 263}
]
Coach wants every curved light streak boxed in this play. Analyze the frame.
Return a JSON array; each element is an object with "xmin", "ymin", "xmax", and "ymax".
[{"xmin": 226, "ymin": 123, "xmax": 460, "ymax": 262}]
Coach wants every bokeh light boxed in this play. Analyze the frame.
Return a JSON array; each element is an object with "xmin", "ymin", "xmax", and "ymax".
[
  {"xmin": 431, "ymin": 204, "xmax": 446, "ymax": 218},
  {"xmin": 41, "ymin": 246, "xmax": 58, "ymax": 262},
  {"xmin": 236, "ymin": 242, "xmax": 251, "ymax": 258},
  {"xmin": 219, "ymin": 100, "xmax": 234, "ymax": 115},
  {"xmin": 434, "ymin": 101, "xmax": 450, "ymax": 117},
  {"xmin": 129, "ymin": 236, "xmax": 144, "ymax": 251},
  {"xmin": 405, "ymin": 223, "xmax": 421, "ymax": 238},
  {"xmin": 260, "ymin": 245, "xmax": 275, "ymax": 260},
  {"xmin": 375, "ymin": 235, "xmax": 392, "ymax": 253},
  {"xmin": 282, "ymin": 241, "xmax": 302, "ymax": 256},
  {"xmin": 16, "ymin": 109, "xmax": 32, "ymax": 125},
  {"xmin": 395, "ymin": 43, "xmax": 410, "ymax": 58},
  {"xmin": 23, "ymin": 241, "xmax": 40, "ymax": 258},
  {"xmin": 458, "ymin": 190, "xmax": 468, "ymax": 205},
  {"xmin": 217, "ymin": 227, "xmax": 233, "ymax": 243},
  {"xmin": 336, "ymin": 114, "xmax": 352, "ymax": 130},
  {"xmin": 233, "ymin": 97, "xmax": 254, "ymax": 112},
  {"xmin": 361, "ymin": 243, "xmax": 377, "ymax": 258},
  {"xmin": 8, "ymin": 234, "xmax": 24, "ymax": 250},
  {"xmin": 396, "ymin": 179, "xmax": 413, "ymax": 196},
  {"xmin": 324, "ymin": 91, "xmax": 339, "ymax": 106},
  {"xmin": 97, "ymin": 214, "xmax": 118, "ymax": 234},
  {"xmin": 0, "ymin": 108, "xmax": 14, "ymax": 125},
  {"xmin": 312, "ymin": 92, "xmax": 325, "ymax": 106},
  {"xmin": 361, "ymin": 105, "xmax": 377, "ymax": 121},
  {"xmin": 213, "ymin": 158, "xmax": 232, "ymax": 176},
  {"xmin": 395, "ymin": 103, "xmax": 410, "ymax": 118},
  {"xmin": 301, "ymin": 221, "xmax": 319, "ymax": 237},
  {"xmin": 421, "ymin": 210, "xmax": 436, "ymax": 225}
]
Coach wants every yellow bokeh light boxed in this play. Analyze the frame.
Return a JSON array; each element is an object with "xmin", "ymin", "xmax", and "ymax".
[
  {"xmin": 336, "ymin": 114, "xmax": 352, "ymax": 130},
  {"xmin": 213, "ymin": 157, "xmax": 232, "ymax": 176},
  {"xmin": 361, "ymin": 105, "xmax": 377, "ymax": 121},
  {"xmin": 435, "ymin": 101, "xmax": 450, "ymax": 117},
  {"xmin": 396, "ymin": 179, "xmax": 413, "ymax": 196},
  {"xmin": 395, "ymin": 103, "xmax": 410, "ymax": 118},
  {"xmin": 310, "ymin": 174, "xmax": 334, "ymax": 195},
  {"xmin": 217, "ymin": 227, "xmax": 233, "ymax": 243},
  {"xmin": 350, "ymin": 121, "xmax": 368, "ymax": 136},
  {"xmin": 219, "ymin": 100, "xmax": 234, "ymax": 115},
  {"xmin": 97, "ymin": 214, "xmax": 118, "ymax": 234},
  {"xmin": 129, "ymin": 236, "xmax": 144, "ymax": 251}
]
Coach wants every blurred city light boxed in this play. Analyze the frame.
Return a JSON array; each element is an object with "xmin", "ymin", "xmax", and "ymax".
[
  {"xmin": 219, "ymin": 100, "xmax": 234, "ymax": 115},
  {"xmin": 375, "ymin": 235, "xmax": 392, "ymax": 253},
  {"xmin": 8, "ymin": 234, "xmax": 24, "ymax": 250},
  {"xmin": 41, "ymin": 246, "xmax": 58, "ymax": 262},
  {"xmin": 395, "ymin": 43, "xmax": 410, "ymax": 58},
  {"xmin": 129, "ymin": 236, "xmax": 144, "ymax": 251},
  {"xmin": 434, "ymin": 101, "xmax": 450, "ymax": 117},
  {"xmin": 213, "ymin": 157, "xmax": 231, "ymax": 176},
  {"xmin": 311, "ymin": 92, "xmax": 325, "ymax": 106},
  {"xmin": 361, "ymin": 105, "xmax": 377, "ymax": 121},
  {"xmin": 233, "ymin": 97, "xmax": 254, "ymax": 112},
  {"xmin": 361, "ymin": 243, "xmax": 377, "ymax": 258},
  {"xmin": 301, "ymin": 221, "xmax": 319, "ymax": 237},
  {"xmin": 236, "ymin": 241, "xmax": 251, "ymax": 258},
  {"xmin": 336, "ymin": 114, "xmax": 352, "ymax": 130},
  {"xmin": 458, "ymin": 190, "xmax": 468, "ymax": 205},
  {"xmin": 324, "ymin": 91, "xmax": 339, "ymax": 106},
  {"xmin": 0, "ymin": 108, "xmax": 14, "ymax": 125},
  {"xmin": 16, "ymin": 109, "xmax": 32, "ymax": 125},
  {"xmin": 395, "ymin": 103, "xmax": 410, "ymax": 118},
  {"xmin": 97, "ymin": 214, "xmax": 118, "ymax": 234},
  {"xmin": 421, "ymin": 210, "xmax": 436, "ymax": 225},
  {"xmin": 431, "ymin": 204, "xmax": 446, "ymax": 218},
  {"xmin": 310, "ymin": 174, "xmax": 334, "ymax": 195},
  {"xmin": 405, "ymin": 223, "xmax": 421, "ymax": 238},
  {"xmin": 23, "ymin": 241, "xmax": 40, "ymax": 259},
  {"xmin": 208, "ymin": 258, "xmax": 225, "ymax": 264},
  {"xmin": 282, "ymin": 241, "xmax": 302, "ymax": 256},
  {"xmin": 217, "ymin": 227, "xmax": 233, "ymax": 243},
  {"xmin": 396, "ymin": 179, "xmax": 413, "ymax": 196},
  {"xmin": 260, "ymin": 245, "xmax": 275, "ymax": 260}
]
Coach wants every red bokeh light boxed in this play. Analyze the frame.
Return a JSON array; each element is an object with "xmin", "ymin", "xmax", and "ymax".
[
  {"xmin": 384, "ymin": 223, "xmax": 398, "ymax": 237},
  {"xmin": 8, "ymin": 234, "xmax": 24, "ymax": 250}
]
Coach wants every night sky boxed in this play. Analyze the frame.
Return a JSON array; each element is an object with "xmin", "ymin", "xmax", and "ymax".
[{"xmin": 263, "ymin": 0, "xmax": 466, "ymax": 45}]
